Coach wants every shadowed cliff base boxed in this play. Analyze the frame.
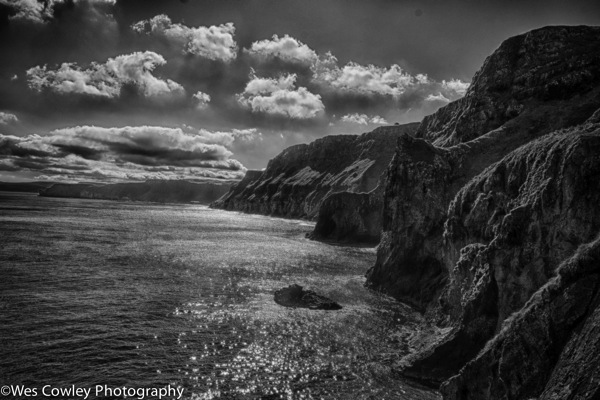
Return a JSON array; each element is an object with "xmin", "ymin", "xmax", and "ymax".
[{"xmin": 365, "ymin": 25, "xmax": 600, "ymax": 397}]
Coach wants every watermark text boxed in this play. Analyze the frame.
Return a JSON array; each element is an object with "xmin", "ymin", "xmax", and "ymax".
[{"xmin": 1, "ymin": 384, "xmax": 184, "ymax": 399}]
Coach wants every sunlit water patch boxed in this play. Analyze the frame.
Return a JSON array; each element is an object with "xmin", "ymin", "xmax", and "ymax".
[{"xmin": 0, "ymin": 192, "xmax": 439, "ymax": 399}]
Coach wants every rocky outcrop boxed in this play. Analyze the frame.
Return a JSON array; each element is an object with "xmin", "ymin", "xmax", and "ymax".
[
  {"xmin": 441, "ymin": 234, "xmax": 600, "ymax": 400},
  {"xmin": 211, "ymin": 124, "xmax": 418, "ymax": 220},
  {"xmin": 39, "ymin": 179, "xmax": 232, "ymax": 204},
  {"xmin": 309, "ymin": 185, "xmax": 383, "ymax": 244},
  {"xmin": 369, "ymin": 26, "xmax": 600, "ymax": 307},
  {"xmin": 398, "ymin": 124, "xmax": 600, "ymax": 385},
  {"xmin": 274, "ymin": 284, "xmax": 342, "ymax": 310},
  {"xmin": 416, "ymin": 25, "xmax": 600, "ymax": 147},
  {"xmin": 364, "ymin": 25, "xmax": 600, "ymax": 391}
]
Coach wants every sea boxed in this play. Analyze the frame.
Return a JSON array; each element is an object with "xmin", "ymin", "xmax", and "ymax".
[{"xmin": 0, "ymin": 192, "xmax": 438, "ymax": 400}]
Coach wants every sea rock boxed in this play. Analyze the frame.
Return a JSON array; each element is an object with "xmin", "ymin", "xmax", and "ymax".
[
  {"xmin": 211, "ymin": 124, "xmax": 418, "ymax": 220},
  {"xmin": 274, "ymin": 284, "xmax": 342, "ymax": 310},
  {"xmin": 39, "ymin": 179, "xmax": 233, "ymax": 204}
]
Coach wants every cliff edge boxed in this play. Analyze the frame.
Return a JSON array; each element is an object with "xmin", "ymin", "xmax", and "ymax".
[{"xmin": 211, "ymin": 123, "xmax": 418, "ymax": 221}]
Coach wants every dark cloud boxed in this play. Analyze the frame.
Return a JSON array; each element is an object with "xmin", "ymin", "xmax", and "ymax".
[{"xmin": 0, "ymin": 125, "xmax": 262, "ymax": 181}]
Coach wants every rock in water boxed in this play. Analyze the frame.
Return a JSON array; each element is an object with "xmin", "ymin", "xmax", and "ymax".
[{"xmin": 274, "ymin": 284, "xmax": 342, "ymax": 310}]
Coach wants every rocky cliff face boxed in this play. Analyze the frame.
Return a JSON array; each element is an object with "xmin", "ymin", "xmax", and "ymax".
[
  {"xmin": 441, "ymin": 233, "xmax": 600, "ymax": 400},
  {"xmin": 39, "ymin": 180, "xmax": 232, "ymax": 204},
  {"xmin": 364, "ymin": 25, "xmax": 600, "ymax": 392},
  {"xmin": 416, "ymin": 25, "xmax": 600, "ymax": 147},
  {"xmin": 398, "ymin": 123, "xmax": 600, "ymax": 385},
  {"xmin": 211, "ymin": 124, "xmax": 418, "ymax": 220},
  {"xmin": 309, "ymin": 177, "xmax": 384, "ymax": 243}
]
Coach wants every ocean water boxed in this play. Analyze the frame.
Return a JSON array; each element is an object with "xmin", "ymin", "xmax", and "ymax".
[{"xmin": 0, "ymin": 192, "xmax": 438, "ymax": 400}]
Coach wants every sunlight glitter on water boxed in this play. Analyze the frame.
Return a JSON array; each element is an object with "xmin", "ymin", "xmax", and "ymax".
[{"xmin": 0, "ymin": 193, "xmax": 439, "ymax": 400}]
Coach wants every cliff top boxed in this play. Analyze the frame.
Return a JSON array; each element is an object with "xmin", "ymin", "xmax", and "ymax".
[{"xmin": 416, "ymin": 25, "xmax": 600, "ymax": 146}]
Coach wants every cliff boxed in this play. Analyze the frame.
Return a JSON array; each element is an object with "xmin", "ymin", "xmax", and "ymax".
[
  {"xmin": 211, "ymin": 123, "xmax": 418, "ymax": 220},
  {"xmin": 441, "ymin": 233, "xmax": 600, "ymax": 400},
  {"xmin": 39, "ymin": 179, "xmax": 232, "ymax": 204},
  {"xmin": 363, "ymin": 25, "xmax": 600, "ymax": 393}
]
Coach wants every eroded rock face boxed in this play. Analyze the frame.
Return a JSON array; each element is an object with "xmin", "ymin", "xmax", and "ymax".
[
  {"xmin": 366, "ymin": 25, "xmax": 600, "ymax": 389},
  {"xmin": 211, "ymin": 124, "xmax": 418, "ymax": 220},
  {"xmin": 370, "ymin": 26, "xmax": 600, "ymax": 315},
  {"xmin": 310, "ymin": 172, "xmax": 386, "ymax": 243},
  {"xmin": 400, "ymin": 125, "xmax": 600, "ymax": 384},
  {"xmin": 416, "ymin": 25, "xmax": 600, "ymax": 147},
  {"xmin": 441, "ymin": 235, "xmax": 600, "ymax": 400}
]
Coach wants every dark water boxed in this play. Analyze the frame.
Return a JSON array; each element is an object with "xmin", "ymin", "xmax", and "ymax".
[{"xmin": 0, "ymin": 192, "xmax": 438, "ymax": 400}]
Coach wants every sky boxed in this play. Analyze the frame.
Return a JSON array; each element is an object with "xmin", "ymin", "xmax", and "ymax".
[{"xmin": 0, "ymin": 0, "xmax": 599, "ymax": 183}]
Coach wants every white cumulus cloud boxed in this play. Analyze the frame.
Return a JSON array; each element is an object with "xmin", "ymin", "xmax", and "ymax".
[
  {"xmin": 0, "ymin": 111, "xmax": 18, "ymax": 125},
  {"xmin": 193, "ymin": 91, "xmax": 211, "ymax": 109},
  {"xmin": 246, "ymin": 34, "xmax": 318, "ymax": 66},
  {"xmin": 0, "ymin": 0, "xmax": 115, "ymax": 23},
  {"xmin": 424, "ymin": 93, "xmax": 451, "ymax": 104},
  {"xmin": 237, "ymin": 73, "xmax": 324, "ymax": 119},
  {"xmin": 442, "ymin": 79, "xmax": 470, "ymax": 96},
  {"xmin": 131, "ymin": 14, "xmax": 237, "ymax": 62},
  {"xmin": 26, "ymin": 51, "xmax": 184, "ymax": 99},
  {"xmin": 340, "ymin": 113, "xmax": 389, "ymax": 125},
  {"xmin": 311, "ymin": 52, "xmax": 470, "ymax": 107},
  {"xmin": 312, "ymin": 52, "xmax": 416, "ymax": 97}
]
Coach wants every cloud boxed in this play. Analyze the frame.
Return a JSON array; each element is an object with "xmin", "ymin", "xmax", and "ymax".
[
  {"xmin": 312, "ymin": 52, "xmax": 419, "ymax": 97},
  {"xmin": 237, "ymin": 73, "xmax": 325, "ymax": 119},
  {"xmin": 0, "ymin": 125, "xmax": 257, "ymax": 182},
  {"xmin": 442, "ymin": 79, "xmax": 470, "ymax": 96},
  {"xmin": 131, "ymin": 14, "xmax": 237, "ymax": 62},
  {"xmin": 26, "ymin": 51, "xmax": 184, "ymax": 99},
  {"xmin": 425, "ymin": 92, "xmax": 451, "ymax": 104},
  {"xmin": 0, "ymin": 111, "xmax": 18, "ymax": 125},
  {"xmin": 311, "ymin": 51, "xmax": 469, "ymax": 99},
  {"xmin": 180, "ymin": 126, "xmax": 262, "ymax": 148},
  {"xmin": 0, "ymin": 0, "xmax": 115, "ymax": 23},
  {"xmin": 307, "ymin": 51, "xmax": 471, "ymax": 121},
  {"xmin": 193, "ymin": 91, "xmax": 211, "ymax": 109},
  {"xmin": 246, "ymin": 34, "xmax": 318, "ymax": 66},
  {"xmin": 340, "ymin": 113, "xmax": 388, "ymax": 125}
]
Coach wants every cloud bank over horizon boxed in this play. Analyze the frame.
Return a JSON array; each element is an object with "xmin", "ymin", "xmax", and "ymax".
[{"xmin": 0, "ymin": 125, "xmax": 260, "ymax": 182}]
